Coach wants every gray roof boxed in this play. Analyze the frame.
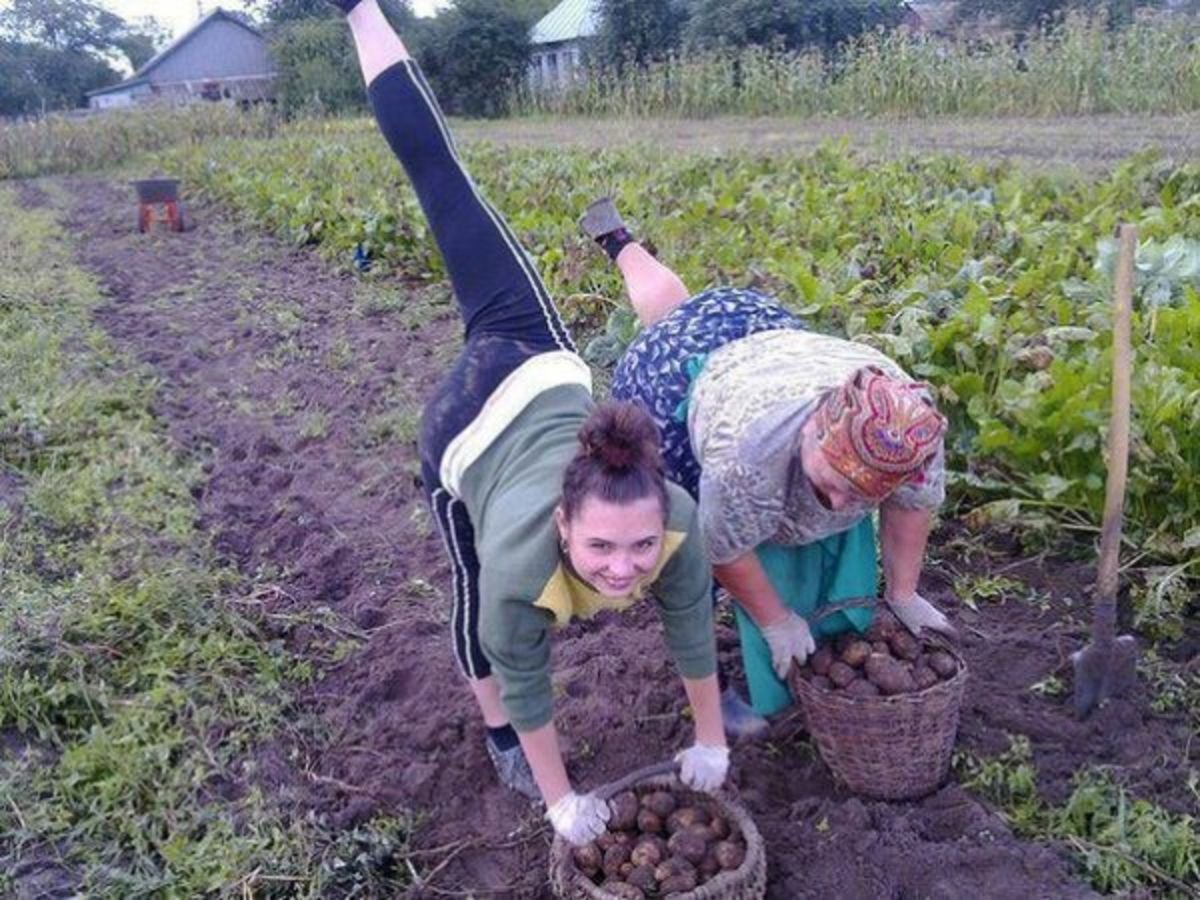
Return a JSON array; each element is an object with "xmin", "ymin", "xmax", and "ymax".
[
  {"xmin": 86, "ymin": 8, "xmax": 266, "ymax": 98},
  {"xmin": 134, "ymin": 8, "xmax": 263, "ymax": 79},
  {"xmin": 531, "ymin": 0, "xmax": 600, "ymax": 45}
]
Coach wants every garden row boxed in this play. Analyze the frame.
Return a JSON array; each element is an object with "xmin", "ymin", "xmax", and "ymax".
[{"xmin": 154, "ymin": 131, "xmax": 1200, "ymax": 636}]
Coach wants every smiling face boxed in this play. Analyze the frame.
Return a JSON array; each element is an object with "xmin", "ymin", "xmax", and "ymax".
[{"xmin": 554, "ymin": 493, "xmax": 666, "ymax": 597}]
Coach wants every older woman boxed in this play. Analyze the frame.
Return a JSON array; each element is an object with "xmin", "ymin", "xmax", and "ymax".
[{"xmin": 583, "ymin": 198, "xmax": 954, "ymax": 722}]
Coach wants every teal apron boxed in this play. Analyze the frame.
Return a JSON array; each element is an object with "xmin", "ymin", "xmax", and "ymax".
[
  {"xmin": 674, "ymin": 353, "xmax": 878, "ymax": 716},
  {"xmin": 734, "ymin": 518, "xmax": 877, "ymax": 716}
]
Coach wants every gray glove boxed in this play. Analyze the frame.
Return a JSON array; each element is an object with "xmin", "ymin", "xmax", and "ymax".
[
  {"xmin": 886, "ymin": 592, "xmax": 957, "ymax": 639},
  {"xmin": 761, "ymin": 611, "xmax": 816, "ymax": 679}
]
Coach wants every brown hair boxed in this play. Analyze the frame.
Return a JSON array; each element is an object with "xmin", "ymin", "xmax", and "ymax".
[{"xmin": 561, "ymin": 402, "xmax": 669, "ymax": 523}]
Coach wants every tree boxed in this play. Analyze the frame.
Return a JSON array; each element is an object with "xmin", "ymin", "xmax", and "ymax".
[
  {"xmin": 0, "ymin": 0, "xmax": 168, "ymax": 68},
  {"xmin": 417, "ymin": 0, "xmax": 532, "ymax": 117},
  {"xmin": 250, "ymin": 0, "xmax": 414, "ymax": 28},
  {"xmin": 595, "ymin": 0, "xmax": 684, "ymax": 68},
  {"xmin": 684, "ymin": 0, "xmax": 905, "ymax": 54},
  {"xmin": 270, "ymin": 18, "xmax": 365, "ymax": 115},
  {"xmin": 0, "ymin": 39, "xmax": 119, "ymax": 115},
  {"xmin": 954, "ymin": 0, "xmax": 1158, "ymax": 31}
]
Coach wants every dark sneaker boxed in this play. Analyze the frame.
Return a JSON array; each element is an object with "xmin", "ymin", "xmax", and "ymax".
[
  {"xmin": 720, "ymin": 686, "xmax": 769, "ymax": 741},
  {"xmin": 485, "ymin": 737, "xmax": 541, "ymax": 801},
  {"xmin": 579, "ymin": 197, "xmax": 626, "ymax": 239}
]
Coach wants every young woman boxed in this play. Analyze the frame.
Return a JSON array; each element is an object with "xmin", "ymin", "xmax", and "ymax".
[
  {"xmin": 581, "ymin": 198, "xmax": 954, "ymax": 723},
  {"xmin": 331, "ymin": 1, "xmax": 728, "ymax": 846}
]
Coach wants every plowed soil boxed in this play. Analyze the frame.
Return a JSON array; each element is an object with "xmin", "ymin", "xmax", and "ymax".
[{"xmin": 17, "ymin": 176, "xmax": 1195, "ymax": 898}]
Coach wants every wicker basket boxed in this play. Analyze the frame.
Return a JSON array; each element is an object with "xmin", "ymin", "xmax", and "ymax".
[
  {"xmin": 787, "ymin": 638, "xmax": 967, "ymax": 801},
  {"xmin": 548, "ymin": 762, "xmax": 767, "ymax": 900}
]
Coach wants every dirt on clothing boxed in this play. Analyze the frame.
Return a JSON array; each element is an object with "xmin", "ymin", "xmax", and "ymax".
[{"xmin": 16, "ymin": 175, "xmax": 1195, "ymax": 898}]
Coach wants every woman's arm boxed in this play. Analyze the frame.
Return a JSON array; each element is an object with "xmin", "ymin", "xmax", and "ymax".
[
  {"xmin": 879, "ymin": 501, "xmax": 931, "ymax": 604},
  {"xmin": 712, "ymin": 551, "xmax": 788, "ymax": 627},
  {"xmin": 517, "ymin": 722, "xmax": 571, "ymax": 804}
]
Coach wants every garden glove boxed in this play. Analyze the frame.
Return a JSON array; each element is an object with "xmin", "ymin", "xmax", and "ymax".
[
  {"xmin": 546, "ymin": 791, "xmax": 611, "ymax": 846},
  {"xmin": 886, "ymin": 592, "xmax": 958, "ymax": 640},
  {"xmin": 761, "ymin": 611, "xmax": 816, "ymax": 679},
  {"xmin": 675, "ymin": 743, "xmax": 730, "ymax": 794}
]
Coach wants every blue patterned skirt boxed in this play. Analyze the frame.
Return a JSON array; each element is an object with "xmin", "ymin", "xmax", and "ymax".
[{"xmin": 611, "ymin": 287, "xmax": 805, "ymax": 497}]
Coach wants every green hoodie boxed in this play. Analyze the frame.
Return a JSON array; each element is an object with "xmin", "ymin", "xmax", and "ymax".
[{"xmin": 458, "ymin": 384, "xmax": 716, "ymax": 733}]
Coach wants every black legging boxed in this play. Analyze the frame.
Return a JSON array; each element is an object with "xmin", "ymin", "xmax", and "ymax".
[{"xmin": 367, "ymin": 60, "xmax": 576, "ymax": 680}]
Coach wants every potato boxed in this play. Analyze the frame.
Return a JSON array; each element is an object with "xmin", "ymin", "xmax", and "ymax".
[
  {"xmin": 641, "ymin": 789, "xmax": 677, "ymax": 818},
  {"xmin": 913, "ymin": 664, "xmax": 940, "ymax": 691},
  {"xmin": 630, "ymin": 838, "xmax": 665, "ymax": 868},
  {"xmin": 708, "ymin": 814, "xmax": 730, "ymax": 841},
  {"xmin": 927, "ymin": 650, "xmax": 958, "ymax": 679},
  {"xmin": 667, "ymin": 828, "xmax": 708, "ymax": 865},
  {"xmin": 620, "ymin": 861, "xmax": 634, "ymax": 877},
  {"xmin": 865, "ymin": 608, "xmax": 901, "ymax": 641},
  {"xmin": 888, "ymin": 630, "xmax": 921, "ymax": 661},
  {"xmin": 871, "ymin": 640, "xmax": 891, "ymax": 656},
  {"xmin": 660, "ymin": 873, "xmax": 698, "ymax": 894},
  {"xmin": 609, "ymin": 791, "xmax": 640, "ymax": 831},
  {"xmin": 865, "ymin": 652, "xmax": 917, "ymax": 695},
  {"xmin": 603, "ymin": 844, "xmax": 631, "ymax": 877},
  {"xmin": 714, "ymin": 839, "xmax": 746, "ymax": 871},
  {"xmin": 572, "ymin": 843, "xmax": 601, "ymax": 876},
  {"xmin": 654, "ymin": 856, "xmax": 697, "ymax": 883},
  {"xmin": 600, "ymin": 882, "xmax": 644, "ymax": 900},
  {"xmin": 627, "ymin": 864, "xmax": 658, "ymax": 892},
  {"xmin": 839, "ymin": 639, "xmax": 873, "ymax": 669},
  {"xmin": 698, "ymin": 851, "xmax": 721, "ymax": 878},
  {"xmin": 843, "ymin": 678, "xmax": 881, "ymax": 698},
  {"xmin": 666, "ymin": 806, "xmax": 709, "ymax": 833},
  {"xmin": 636, "ymin": 808, "xmax": 664, "ymax": 835},
  {"xmin": 828, "ymin": 661, "xmax": 857, "ymax": 688},
  {"xmin": 809, "ymin": 644, "xmax": 835, "ymax": 676}
]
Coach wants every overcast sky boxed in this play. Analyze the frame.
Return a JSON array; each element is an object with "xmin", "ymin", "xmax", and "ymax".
[{"xmin": 3, "ymin": 1, "xmax": 452, "ymax": 41}]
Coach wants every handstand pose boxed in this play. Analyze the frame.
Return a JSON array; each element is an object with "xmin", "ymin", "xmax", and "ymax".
[
  {"xmin": 582, "ymin": 199, "xmax": 954, "ymax": 725},
  {"xmin": 332, "ymin": 1, "xmax": 728, "ymax": 845}
]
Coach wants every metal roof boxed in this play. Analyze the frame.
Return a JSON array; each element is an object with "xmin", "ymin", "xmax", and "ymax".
[{"xmin": 530, "ymin": 0, "xmax": 600, "ymax": 46}]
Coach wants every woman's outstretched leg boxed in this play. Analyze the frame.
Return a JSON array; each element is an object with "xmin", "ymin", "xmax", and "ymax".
[
  {"xmin": 345, "ymin": 1, "xmax": 573, "ymax": 351},
  {"xmin": 581, "ymin": 198, "xmax": 691, "ymax": 327},
  {"xmin": 338, "ymin": 0, "xmax": 545, "ymax": 799}
]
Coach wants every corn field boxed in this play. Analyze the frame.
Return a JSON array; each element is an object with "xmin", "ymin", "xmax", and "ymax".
[
  {"xmin": 513, "ymin": 16, "xmax": 1200, "ymax": 119},
  {"xmin": 0, "ymin": 104, "xmax": 279, "ymax": 180}
]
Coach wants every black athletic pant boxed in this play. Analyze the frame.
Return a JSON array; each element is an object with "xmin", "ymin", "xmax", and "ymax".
[{"xmin": 367, "ymin": 60, "xmax": 576, "ymax": 680}]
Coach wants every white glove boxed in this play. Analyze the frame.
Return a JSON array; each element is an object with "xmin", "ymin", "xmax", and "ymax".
[
  {"xmin": 675, "ymin": 743, "xmax": 730, "ymax": 793},
  {"xmin": 886, "ymin": 592, "xmax": 958, "ymax": 639},
  {"xmin": 761, "ymin": 612, "xmax": 816, "ymax": 679},
  {"xmin": 546, "ymin": 791, "xmax": 611, "ymax": 846}
]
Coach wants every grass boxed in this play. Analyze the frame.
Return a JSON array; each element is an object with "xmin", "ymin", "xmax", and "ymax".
[
  {"xmin": 957, "ymin": 736, "xmax": 1200, "ymax": 896},
  {"xmin": 0, "ymin": 184, "xmax": 415, "ymax": 896},
  {"xmin": 514, "ymin": 16, "xmax": 1200, "ymax": 120}
]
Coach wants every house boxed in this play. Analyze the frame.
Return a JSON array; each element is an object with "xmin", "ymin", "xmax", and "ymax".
[
  {"xmin": 87, "ymin": 9, "xmax": 276, "ymax": 110},
  {"xmin": 900, "ymin": 1, "xmax": 961, "ymax": 36},
  {"xmin": 529, "ymin": 0, "xmax": 600, "ymax": 90}
]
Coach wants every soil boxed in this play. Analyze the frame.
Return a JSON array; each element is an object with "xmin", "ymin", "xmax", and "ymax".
[{"xmin": 11, "ymin": 175, "xmax": 1196, "ymax": 898}]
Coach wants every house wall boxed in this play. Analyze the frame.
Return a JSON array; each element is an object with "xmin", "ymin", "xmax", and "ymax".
[
  {"xmin": 529, "ymin": 41, "xmax": 584, "ymax": 90},
  {"xmin": 88, "ymin": 83, "xmax": 153, "ymax": 110}
]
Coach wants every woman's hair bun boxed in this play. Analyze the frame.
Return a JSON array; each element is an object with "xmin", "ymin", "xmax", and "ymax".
[
  {"xmin": 577, "ymin": 402, "xmax": 660, "ymax": 471},
  {"xmin": 562, "ymin": 402, "xmax": 668, "ymax": 522}
]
